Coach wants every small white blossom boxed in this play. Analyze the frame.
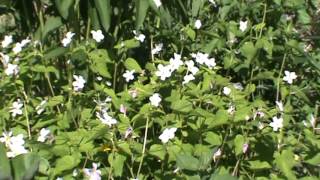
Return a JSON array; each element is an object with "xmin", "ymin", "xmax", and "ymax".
[
  {"xmin": 191, "ymin": 52, "xmax": 216, "ymax": 68},
  {"xmin": 149, "ymin": 93, "xmax": 161, "ymax": 107},
  {"xmin": 283, "ymin": 71, "xmax": 297, "ymax": 84},
  {"xmin": 151, "ymin": 43, "xmax": 163, "ymax": 55},
  {"xmin": 239, "ymin": 20, "xmax": 248, "ymax": 32},
  {"xmin": 5, "ymin": 63, "xmax": 19, "ymax": 76},
  {"xmin": 62, "ymin": 32, "xmax": 75, "ymax": 47},
  {"xmin": 0, "ymin": 132, "xmax": 28, "ymax": 158},
  {"xmin": 227, "ymin": 105, "xmax": 235, "ymax": 115},
  {"xmin": 37, "ymin": 128, "xmax": 51, "ymax": 142},
  {"xmin": 2, "ymin": 35, "xmax": 13, "ymax": 48},
  {"xmin": 310, "ymin": 114, "xmax": 316, "ymax": 128},
  {"xmin": 0, "ymin": 53, "xmax": 10, "ymax": 65},
  {"xmin": 10, "ymin": 99, "xmax": 23, "ymax": 117},
  {"xmin": 72, "ymin": 75, "xmax": 86, "ymax": 92},
  {"xmin": 129, "ymin": 89, "xmax": 138, "ymax": 98},
  {"xmin": 185, "ymin": 60, "xmax": 199, "ymax": 75},
  {"xmin": 223, "ymin": 87, "xmax": 231, "ymax": 96},
  {"xmin": 153, "ymin": 0, "xmax": 162, "ymax": 8},
  {"xmin": 133, "ymin": 30, "xmax": 145, "ymax": 42},
  {"xmin": 36, "ymin": 100, "xmax": 47, "ymax": 115},
  {"xmin": 183, "ymin": 74, "xmax": 195, "ymax": 84},
  {"xmin": 12, "ymin": 38, "xmax": 30, "ymax": 54},
  {"xmin": 169, "ymin": 53, "xmax": 183, "ymax": 71},
  {"xmin": 123, "ymin": 70, "xmax": 135, "ymax": 82},
  {"xmin": 73, "ymin": 169, "xmax": 78, "ymax": 177},
  {"xmin": 155, "ymin": 64, "xmax": 172, "ymax": 80},
  {"xmin": 83, "ymin": 163, "xmax": 102, "ymax": 180},
  {"xmin": 120, "ymin": 104, "xmax": 127, "ymax": 115},
  {"xmin": 233, "ymin": 83, "xmax": 243, "ymax": 90},
  {"xmin": 91, "ymin": 30, "xmax": 104, "ymax": 43},
  {"xmin": 194, "ymin": 19, "xmax": 202, "ymax": 29},
  {"xmin": 159, "ymin": 127, "xmax": 177, "ymax": 143},
  {"xmin": 243, "ymin": 143, "xmax": 249, "ymax": 154},
  {"xmin": 213, "ymin": 148, "xmax": 222, "ymax": 162},
  {"xmin": 275, "ymin": 101, "xmax": 284, "ymax": 112},
  {"xmin": 270, "ymin": 116, "xmax": 283, "ymax": 131},
  {"xmin": 56, "ymin": 177, "xmax": 63, "ymax": 180},
  {"xmin": 96, "ymin": 109, "xmax": 117, "ymax": 127},
  {"xmin": 208, "ymin": 0, "xmax": 216, "ymax": 6}
]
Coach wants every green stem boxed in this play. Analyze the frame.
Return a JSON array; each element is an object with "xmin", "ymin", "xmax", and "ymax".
[
  {"xmin": 137, "ymin": 116, "xmax": 149, "ymax": 176},
  {"xmin": 276, "ymin": 53, "xmax": 287, "ymax": 102}
]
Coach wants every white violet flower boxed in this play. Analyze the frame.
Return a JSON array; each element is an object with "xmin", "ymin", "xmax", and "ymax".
[
  {"xmin": 155, "ymin": 64, "xmax": 172, "ymax": 80},
  {"xmin": 36, "ymin": 100, "xmax": 47, "ymax": 115},
  {"xmin": 96, "ymin": 109, "xmax": 117, "ymax": 127},
  {"xmin": 91, "ymin": 30, "xmax": 104, "ymax": 43},
  {"xmin": 283, "ymin": 70, "xmax": 297, "ymax": 84},
  {"xmin": 213, "ymin": 148, "xmax": 222, "ymax": 162},
  {"xmin": 169, "ymin": 53, "xmax": 183, "ymax": 71},
  {"xmin": 151, "ymin": 43, "xmax": 163, "ymax": 55},
  {"xmin": 133, "ymin": 30, "xmax": 145, "ymax": 42},
  {"xmin": 72, "ymin": 75, "xmax": 86, "ymax": 92},
  {"xmin": 194, "ymin": 19, "xmax": 202, "ymax": 29},
  {"xmin": 2, "ymin": 35, "xmax": 13, "ymax": 48},
  {"xmin": 275, "ymin": 101, "xmax": 284, "ymax": 112},
  {"xmin": 270, "ymin": 116, "xmax": 283, "ymax": 131},
  {"xmin": 37, "ymin": 128, "xmax": 51, "ymax": 142},
  {"xmin": 83, "ymin": 163, "xmax": 102, "ymax": 180},
  {"xmin": 5, "ymin": 63, "xmax": 19, "ymax": 76},
  {"xmin": 183, "ymin": 74, "xmax": 195, "ymax": 84},
  {"xmin": 62, "ymin": 32, "xmax": 75, "ymax": 47},
  {"xmin": 149, "ymin": 93, "xmax": 161, "ymax": 107},
  {"xmin": 159, "ymin": 127, "xmax": 177, "ymax": 143},
  {"xmin": 0, "ymin": 132, "xmax": 28, "ymax": 158},
  {"xmin": 153, "ymin": 0, "xmax": 162, "ymax": 8},
  {"xmin": 123, "ymin": 70, "xmax": 135, "ymax": 82},
  {"xmin": 185, "ymin": 60, "xmax": 199, "ymax": 75},
  {"xmin": 223, "ymin": 87, "xmax": 231, "ymax": 96},
  {"xmin": 10, "ymin": 99, "xmax": 23, "ymax": 117},
  {"xmin": 239, "ymin": 20, "xmax": 248, "ymax": 32}
]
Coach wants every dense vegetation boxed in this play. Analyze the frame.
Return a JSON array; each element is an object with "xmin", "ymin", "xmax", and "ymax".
[{"xmin": 0, "ymin": 0, "xmax": 320, "ymax": 179}]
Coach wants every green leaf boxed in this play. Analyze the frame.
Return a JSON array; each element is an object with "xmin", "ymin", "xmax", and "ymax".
[
  {"xmin": 176, "ymin": 153, "xmax": 200, "ymax": 171},
  {"xmin": 210, "ymin": 174, "xmax": 237, "ymax": 180},
  {"xmin": 135, "ymin": 0, "xmax": 149, "ymax": 29},
  {"xmin": 44, "ymin": 47, "xmax": 68, "ymax": 60},
  {"xmin": 47, "ymin": 96, "xmax": 64, "ymax": 107},
  {"xmin": 234, "ymin": 135, "xmax": 245, "ymax": 156},
  {"xmin": 35, "ymin": 16, "xmax": 63, "ymax": 41},
  {"xmin": 89, "ymin": 49, "xmax": 112, "ymax": 78},
  {"xmin": 275, "ymin": 149, "xmax": 297, "ymax": 180},
  {"xmin": 55, "ymin": 0, "xmax": 74, "ymax": 19},
  {"xmin": 305, "ymin": 153, "xmax": 320, "ymax": 166},
  {"xmin": 0, "ymin": 143, "xmax": 12, "ymax": 180},
  {"xmin": 191, "ymin": 0, "xmax": 205, "ymax": 17},
  {"xmin": 240, "ymin": 42, "xmax": 257, "ymax": 63},
  {"xmin": 94, "ymin": 0, "xmax": 111, "ymax": 32},
  {"xmin": 149, "ymin": 144, "xmax": 166, "ymax": 160},
  {"xmin": 183, "ymin": 26, "xmax": 196, "ymax": 41},
  {"xmin": 248, "ymin": 160, "xmax": 271, "ymax": 170},
  {"xmin": 108, "ymin": 153, "xmax": 126, "ymax": 177},
  {"xmin": 206, "ymin": 109, "xmax": 229, "ymax": 128},
  {"xmin": 124, "ymin": 58, "xmax": 142, "ymax": 73},
  {"xmin": 171, "ymin": 99, "xmax": 193, "ymax": 114},
  {"xmin": 11, "ymin": 153, "xmax": 41, "ymax": 180},
  {"xmin": 54, "ymin": 154, "xmax": 81, "ymax": 175},
  {"xmin": 204, "ymin": 132, "xmax": 222, "ymax": 146}
]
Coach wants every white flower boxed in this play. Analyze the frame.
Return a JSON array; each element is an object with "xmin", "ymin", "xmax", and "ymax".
[
  {"xmin": 10, "ymin": 99, "xmax": 23, "ymax": 117},
  {"xmin": 227, "ymin": 105, "xmax": 235, "ymax": 115},
  {"xmin": 120, "ymin": 104, "xmax": 127, "ymax": 115},
  {"xmin": 258, "ymin": 122, "xmax": 265, "ymax": 130},
  {"xmin": 283, "ymin": 71, "xmax": 297, "ymax": 84},
  {"xmin": 183, "ymin": 74, "xmax": 195, "ymax": 84},
  {"xmin": 239, "ymin": 20, "xmax": 248, "ymax": 32},
  {"xmin": 20, "ymin": 38, "xmax": 31, "ymax": 47},
  {"xmin": 208, "ymin": 0, "xmax": 216, "ymax": 6},
  {"xmin": 149, "ymin": 93, "xmax": 161, "ymax": 107},
  {"xmin": 0, "ymin": 53, "xmax": 10, "ymax": 65},
  {"xmin": 72, "ymin": 75, "xmax": 86, "ymax": 92},
  {"xmin": 12, "ymin": 38, "xmax": 30, "ymax": 54},
  {"xmin": 133, "ymin": 31, "xmax": 145, "ymax": 42},
  {"xmin": 213, "ymin": 148, "xmax": 222, "ymax": 162},
  {"xmin": 151, "ymin": 43, "xmax": 163, "ymax": 55},
  {"xmin": 123, "ymin": 70, "xmax": 135, "ymax": 82},
  {"xmin": 56, "ymin": 177, "xmax": 63, "ymax": 180},
  {"xmin": 83, "ymin": 163, "xmax": 102, "ymax": 180},
  {"xmin": 275, "ymin": 101, "xmax": 284, "ymax": 112},
  {"xmin": 159, "ymin": 127, "xmax": 177, "ymax": 143},
  {"xmin": 37, "ymin": 128, "xmax": 51, "ymax": 142},
  {"xmin": 155, "ymin": 64, "xmax": 172, "ymax": 80},
  {"xmin": 169, "ymin": 53, "xmax": 183, "ymax": 71},
  {"xmin": 62, "ymin": 32, "xmax": 75, "ymax": 47},
  {"xmin": 153, "ymin": 0, "xmax": 162, "ymax": 8},
  {"xmin": 96, "ymin": 109, "xmax": 117, "ymax": 127},
  {"xmin": 129, "ymin": 89, "xmax": 138, "ymax": 98},
  {"xmin": 233, "ymin": 83, "xmax": 243, "ymax": 90},
  {"xmin": 310, "ymin": 114, "xmax": 316, "ymax": 128},
  {"xmin": 270, "ymin": 116, "xmax": 283, "ymax": 131},
  {"xmin": 5, "ymin": 63, "xmax": 19, "ymax": 76},
  {"xmin": 223, "ymin": 87, "xmax": 231, "ymax": 96},
  {"xmin": 2, "ymin": 35, "xmax": 13, "ymax": 48},
  {"xmin": 73, "ymin": 169, "xmax": 78, "ymax": 177},
  {"xmin": 185, "ymin": 60, "xmax": 199, "ymax": 75},
  {"xmin": 36, "ymin": 100, "xmax": 47, "ymax": 115},
  {"xmin": 194, "ymin": 19, "xmax": 202, "ymax": 29},
  {"xmin": 91, "ymin": 30, "xmax": 104, "ymax": 43},
  {"xmin": 0, "ymin": 132, "xmax": 28, "ymax": 158},
  {"xmin": 191, "ymin": 52, "xmax": 216, "ymax": 68}
]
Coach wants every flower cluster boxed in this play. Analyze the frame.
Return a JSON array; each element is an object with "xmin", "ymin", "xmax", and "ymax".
[{"xmin": 0, "ymin": 132, "xmax": 28, "ymax": 158}]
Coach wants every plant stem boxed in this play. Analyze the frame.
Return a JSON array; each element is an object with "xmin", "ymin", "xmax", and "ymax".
[
  {"xmin": 276, "ymin": 53, "xmax": 287, "ymax": 102},
  {"xmin": 137, "ymin": 116, "xmax": 149, "ymax": 176},
  {"xmin": 22, "ymin": 91, "xmax": 31, "ymax": 140}
]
